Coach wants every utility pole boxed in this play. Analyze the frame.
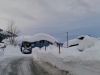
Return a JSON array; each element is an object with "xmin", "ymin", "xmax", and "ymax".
[{"xmin": 66, "ymin": 32, "xmax": 68, "ymax": 48}]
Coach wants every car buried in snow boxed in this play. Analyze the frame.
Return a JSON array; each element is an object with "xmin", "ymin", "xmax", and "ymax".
[
  {"xmin": 20, "ymin": 40, "xmax": 53, "ymax": 54},
  {"xmin": 20, "ymin": 41, "xmax": 32, "ymax": 54}
]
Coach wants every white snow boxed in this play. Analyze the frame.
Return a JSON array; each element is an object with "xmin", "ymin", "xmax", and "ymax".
[
  {"xmin": 0, "ymin": 31, "xmax": 7, "ymax": 35},
  {"xmin": 33, "ymin": 45, "xmax": 100, "ymax": 75},
  {"xmin": 63, "ymin": 39, "xmax": 81, "ymax": 48},
  {"xmin": 15, "ymin": 35, "xmax": 32, "ymax": 44},
  {"xmin": 2, "ymin": 39, "xmax": 10, "ymax": 45},
  {"xmin": 63, "ymin": 35, "xmax": 87, "ymax": 48},
  {"xmin": 0, "ymin": 49, "xmax": 4, "ymax": 56},
  {"xmin": 79, "ymin": 41, "xmax": 100, "ymax": 60},
  {"xmin": 28, "ymin": 33, "xmax": 58, "ymax": 43},
  {"xmin": 14, "ymin": 33, "xmax": 58, "ymax": 45},
  {"xmin": 77, "ymin": 35, "xmax": 99, "ymax": 51},
  {"xmin": 0, "ymin": 43, "xmax": 5, "ymax": 47},
  {"xmin": 1, "ymin": 35, "xmax": 100, "ymax": 75},
  {"xmin": 4, "ymin": 45, "xmax": 33, "ymax": 57},
  {"xmin": 76, "ymin": 35, "xmax": 87, "ymax": 39}
]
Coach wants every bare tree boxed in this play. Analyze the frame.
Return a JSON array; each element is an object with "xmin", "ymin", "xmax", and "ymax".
[{"xmin": 6, "ymin": 20, "xmax": 21, "ymax": 45}]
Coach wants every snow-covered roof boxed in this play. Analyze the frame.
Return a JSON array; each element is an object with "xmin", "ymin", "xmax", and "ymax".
[
  {"xmin": 28, "ymin": 33, "xmax": 58, "ymax": 43},
  {"xmin": 77, "ymin": 36, "xmax": 99, "ymax": 51},
  {"xmin": 15, "ymin": 33, "xmax": 58, "ymax": 44},
  {"xmin": 63, "ymin": 35, "xmax": 88, "ymax": 48},
  {"xmin": 76, "ymin": 35, "xmax": 88, "ymax": 39},
  {"xmin": 63, "ymin": 39, "xmax": 81, "ymax": 48}
]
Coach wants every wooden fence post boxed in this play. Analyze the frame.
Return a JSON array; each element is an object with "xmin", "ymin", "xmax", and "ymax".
[
  {"xmin": 59, "ymin": 44, "xmax": 61, "ymax": 54},
  {"xmin": 45, "ymin": 46, "xmax": 46, "ymax": 51}
]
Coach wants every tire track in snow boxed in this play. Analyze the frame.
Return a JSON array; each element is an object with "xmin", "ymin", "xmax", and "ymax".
[{"xmin": 0, "ymin": 57, "xmax": 50, "ymax": 75}]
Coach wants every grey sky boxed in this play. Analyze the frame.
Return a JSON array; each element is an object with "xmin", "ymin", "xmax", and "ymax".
[{"xmin": 0, "ymin": 0, "xmax": 100, "ymax": 42}]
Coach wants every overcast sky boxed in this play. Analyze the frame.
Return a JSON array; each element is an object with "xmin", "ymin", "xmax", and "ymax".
[{"xmin": 0, "ymin": 0, "xmax": 100, "ymax": 42}]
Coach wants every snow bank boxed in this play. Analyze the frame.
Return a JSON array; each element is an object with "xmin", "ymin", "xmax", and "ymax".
[
  {"xmin": 4, "ymin": 45, "xmax": 33, "ymax": 57},
  {"xmin": 0, "ymin": 49, "xmax": 4, "ymax": 56},
  {"xmin": 32, "ymin": 39, "xmax": 100, "ymax": 75},
  {"xmin": 2, "ymin": 35, "xmax": 100, "ymax": 75},
  {"xmin": 77, "ymin": 36, "xmax": 99, "ymax": 51},
  {"xmin": 79, "ymin": 41, "xmax": 100, "ymax": 60},
  {"xmin": 2, "ymin": 39, "xmax": 10, "ymax": 45}
]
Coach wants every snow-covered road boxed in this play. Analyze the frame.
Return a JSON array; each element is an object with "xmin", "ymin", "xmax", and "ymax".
[
  {"xmin": 2, "ymin": 38, "xmax": 100, "ymax": 75},
  {"xmin": 0, "ymin": 57, "xmax": 50, "ymax": 75}
]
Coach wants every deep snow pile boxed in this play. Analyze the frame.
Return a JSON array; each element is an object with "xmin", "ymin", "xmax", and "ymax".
[
  {"xmin": 63, "ymin": 35, "xmax": 87, "ymax": 48},
  {"xmin": 1, "ymin": 35, "xmax": 100, "ymax": 75},
  {"xmin": 32, "ymin": 36, "xmax": 100, "ymax": 75},
  {"xmin": 0, "ymin": 49, "xmax": 4, "ymax": 56},
  {"xmin": 78, "ymin": 41, "xmax": 100, "ymax": 61},
  {"xmin": 4, "ymin": 45, "xmax": 33, "ymax": 57},
  {"xmin": 77, "ymin": 35, "xmax": 99, "ymax": 51},
  {"xmin": 0, "ymin": 49, "xmax": 5, "ymax": 61},
  {"xmin": 33, "ymin": 46, "xmax": 100, "ymax": 75}
]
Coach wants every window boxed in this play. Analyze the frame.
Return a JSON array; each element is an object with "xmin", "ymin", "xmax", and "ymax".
[
  {"xmin": 77, "ymin": 37, "xmax": 84, "ymax": 40},
  {"xmin": 45, "ymin": 40, "xmax": 47, "ymax": 43},
  {"xmin": 43, "ymin": 40, "xmax": 44, "ymax": 43},
  {"xmin": 31, "ymin": 44, "xmax": 34, "ymax": 47}
]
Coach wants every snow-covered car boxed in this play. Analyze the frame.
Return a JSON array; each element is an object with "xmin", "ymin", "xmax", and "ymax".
[
  {"xmin": 63, "ymin": 35, "xmax": 86, "ymax": 47},
  {"xmin": 0, "ymin": 43, "xmax": 6, "ymax": 51},
  {"xmin": 20, "ymin": 41, "xmax": 32, "ymax": 54}
]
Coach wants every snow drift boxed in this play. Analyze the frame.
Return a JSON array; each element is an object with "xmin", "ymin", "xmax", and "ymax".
[{"xmin": 77, "ymin": 36, "xmax": 99, "ymax": 51}]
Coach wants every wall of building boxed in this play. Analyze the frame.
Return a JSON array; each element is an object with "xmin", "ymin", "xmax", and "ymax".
[{"xmin": 30, "ymin": 40, "xmax": 53, "ymax": 48}]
